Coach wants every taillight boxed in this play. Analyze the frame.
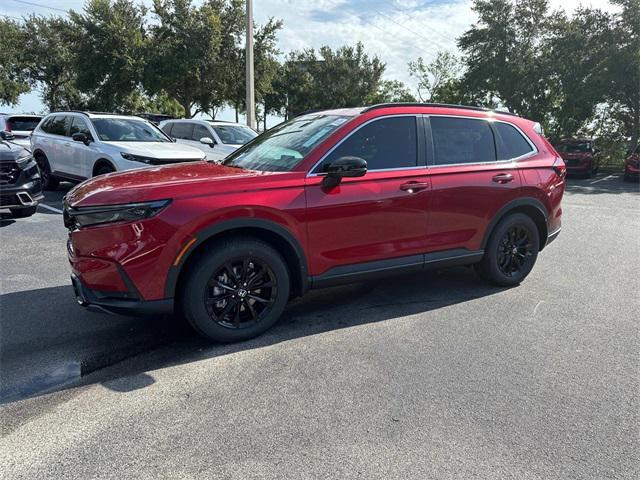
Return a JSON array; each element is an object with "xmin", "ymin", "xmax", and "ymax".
[
  {"xmin": 5, "ymin": 122, "xmax": 11, "ymax": 132},
  {"xmin": 552, "ymin": 157, "xmax": 566, "ymax": 179}
]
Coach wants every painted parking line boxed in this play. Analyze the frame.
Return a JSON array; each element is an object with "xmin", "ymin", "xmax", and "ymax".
[
  {"xmin": 589, "ymin": 174, "xmax": 620, "ymax": 185},
  {"xmin": 38, "ymin": 204, "xmax": 64, "ymax": 214}
]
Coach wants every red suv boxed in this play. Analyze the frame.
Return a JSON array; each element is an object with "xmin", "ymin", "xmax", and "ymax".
[
  {"xmin": 64, "ymin": 104, "xmax": 566, "ymax": 342},
  {"xmin": 624, "ymin": 145, "xmax": 639, "ymax": 181},
  {"xmin": 555, "ymin": 138, "xmax": 600, "ymax": 177}
]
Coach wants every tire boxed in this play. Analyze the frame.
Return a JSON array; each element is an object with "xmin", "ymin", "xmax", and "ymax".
[
  {"xmin": 10, "ymin": 206, "xmax": 37, "ymax": 218},
  {"xmin": 34, "ymin": 153, "xmax": 59, "ymax": 191},
  {"xmin": 477, "ymin": 213, "xmax": 540, "ymax": 287},
  {"xmin": 181, "ymin": 237, "xmax": 290, "ymax": 343},
  {"xmin": 94, "ymin": 164, "xmax": 115, "ymax": 176}
]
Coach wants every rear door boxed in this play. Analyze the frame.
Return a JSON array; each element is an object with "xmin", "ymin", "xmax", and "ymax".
[
  {"xmin": 424, "ymin": 116, "xmax": 534, "ymax": 253},
  {"xmin": 45, "ymin": 115, "xmax": 73, "ymax": 175},
  {"xmin": 305, "ymin": 115, "xmax": 431, "ymax": 277}
]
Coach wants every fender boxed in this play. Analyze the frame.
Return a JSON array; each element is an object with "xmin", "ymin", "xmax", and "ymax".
[
  {"xmin": 480, "ymin": 197, "xmax": 549, "ymax": 250},
  {"xmin": 164, "ymin": 218, "xmax": 309, "ymax": 298},
  {"xmin": 93, "ymin": 158, "xmax": 117, "ymax": 175}
]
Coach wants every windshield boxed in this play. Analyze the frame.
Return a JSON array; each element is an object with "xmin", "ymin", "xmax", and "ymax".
[
  {"xmin": 212, "ymin": 125, "xmax": 258, "ymax": 145},
  {"xmin": 223, "ymin": 114, "xmax": 352, "ymax": 172},
  {"xmin": 92, "ymin": 118, "xmax": 170, "ymax": 142},
  {"xmin": 556, "ymin": 142, "xmax": 591, "ymax": 153}
]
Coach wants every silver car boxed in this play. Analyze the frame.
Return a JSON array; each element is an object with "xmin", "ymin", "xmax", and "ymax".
[
  {"xmin": 0, "ymin": 114, "xmax": 43, "ymax": 150},
  {"xmin": 159, "ymin": 119, "xmax": 258, "ymax": 163}
]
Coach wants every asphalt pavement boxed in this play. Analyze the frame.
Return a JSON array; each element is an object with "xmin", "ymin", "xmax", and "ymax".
[{"xmin": 0, "ymin": 173, "xmax": 638, "ymax": 479}]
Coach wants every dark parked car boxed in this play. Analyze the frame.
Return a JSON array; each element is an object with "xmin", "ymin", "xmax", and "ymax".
[
  {"xmin": 0, "ymin": 135, "xmax": 43, "ymax": 217},
  {"xmin": 64, "ymin": 103, "xmax": 565, "ymax": 343},
  {"xmin": 624, "ymin": 144, "xmax": 639, "ymax": 181},
  {"xmin": 555, "ymin": 138, "xmax": 600, "ymax": 177}
]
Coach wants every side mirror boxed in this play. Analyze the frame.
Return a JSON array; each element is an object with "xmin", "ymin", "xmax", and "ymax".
[
  {"xmin": 0, "ymin": 131, "xmax": 15, "ymax": 141},
  {"xmin": 200, "ymin": 137, "xmax": 216, "ymax": 148},
  {"xmin": 72, "ymin": 132, "xmax": 92, "ymax": 146},
  {"xmin": 321, "ymin": 156, "xmax": 367, "ymax": 188}
]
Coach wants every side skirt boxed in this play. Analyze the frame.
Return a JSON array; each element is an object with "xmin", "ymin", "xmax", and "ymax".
[{"xmin": 310, "ymin": 249, "xmax": 484, "ymax": 289}]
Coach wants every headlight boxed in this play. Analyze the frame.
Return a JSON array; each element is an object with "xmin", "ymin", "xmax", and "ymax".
[
  {"xmin": 65, "ymin": 199, "xmax": 171, "ymax": 229},
  {"xmin": 121, "ymin": 152, "xmax": 155, "ymax": 164},
  {"xmin": 16, "ymin": 153, "xmax": 33, "ymax": 166}
]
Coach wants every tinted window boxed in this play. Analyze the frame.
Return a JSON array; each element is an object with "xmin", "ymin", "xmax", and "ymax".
[
  {"xmin": 494, "ymin": 122, "xmax": 533, "ymax": 159},
  {"xmin": 7, "ymin": 116, "xmax": 41, "ymax": 131},
  {"xmin": 322, "ymin": 116, "xmax": 417, "ymax": 171},
  {"xmin": 430, "ymin": 117, "xmax": 496, "ymax": 165},
  {"xmin": 161, "ymin": 123, "xmax": 173, "ymax": 136},
  {"xmin": 70, "ymin": 117, "xmax": 92, "ymax": 138},
  {"xmin": 213, "ymin": 125, "xmax": 257, "ymax": 145},
  {"xmin": 171, "ymin": 122, "xmax": 194, "ymax": 140},
  {"xmin": 40, "ymin": 116, "xmax": 55, "ymax": 133},
  {"xmin": 193, "ymin": 124, "xmax": 211, "ymax": 141},
  {"xmin": 48, "ymin": 115, "xmax": 71, "ymax": 136}
]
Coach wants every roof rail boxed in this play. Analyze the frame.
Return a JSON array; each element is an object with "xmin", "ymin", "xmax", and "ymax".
[{"xmin": 362, "ymin": 102, "xmax": 518, "ymax": 117}]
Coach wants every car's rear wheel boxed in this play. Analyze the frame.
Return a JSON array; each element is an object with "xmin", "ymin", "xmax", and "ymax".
[
  {"xmin": 476, "ymin": 213, "xmax": 540, "ymax": 287},
  {"xmin": 181, "ymin": 237, "xmax": 290, "ymax": 343},
  {"xmin": 34, "ymin": 153, "xmax": 59, "ymax": 190},
  {"xmin": 10, "ymin": 206, "xmax": 37, "ymax": 218}
]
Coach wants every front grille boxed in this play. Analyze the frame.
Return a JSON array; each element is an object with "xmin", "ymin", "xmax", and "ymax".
[{"xmin": 0, "ymin": 162, "xmax": 20, "ymax": 185}]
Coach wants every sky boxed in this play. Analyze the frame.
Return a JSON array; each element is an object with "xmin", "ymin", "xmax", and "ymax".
[{"xmin": 1, "ymin": 0, "xmax": 620, "ymax": 125}]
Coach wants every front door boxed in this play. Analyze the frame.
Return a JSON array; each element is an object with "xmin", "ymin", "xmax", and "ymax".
[{"xmin": 305, "ymin": 115, "xmax": 431, "ymax": 277}]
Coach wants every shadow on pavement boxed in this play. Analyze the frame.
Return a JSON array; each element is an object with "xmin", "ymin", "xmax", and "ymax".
[
  {"xmin": 1, "ymin": 267, "xmax": 506, "ymax": 404},
  {"xmin": 565, "ymin": 174, "xmax": 639, "ymax": 195}
]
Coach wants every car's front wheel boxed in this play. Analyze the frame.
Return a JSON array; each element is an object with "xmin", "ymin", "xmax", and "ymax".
[
  {"xmin": 181, "ymin": 237, "xmax": 290, "ymax": 343},
  {"xmin": 476, "ymin": 213, "xmax": 540, "ymax": 287}
]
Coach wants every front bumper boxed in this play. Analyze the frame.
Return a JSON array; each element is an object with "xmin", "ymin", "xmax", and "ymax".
[
  {"xmin": 71, "ymin": 273, "xmax": 173, "ymax": 317},
  {"xmin": 0, "ymin": 164, "xmax": 43, "ymax": 209}
]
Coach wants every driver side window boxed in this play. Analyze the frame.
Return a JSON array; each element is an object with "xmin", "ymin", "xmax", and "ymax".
[{"xmin": 319, "ymin": 116, "xmax": 418, "ymax": 172}]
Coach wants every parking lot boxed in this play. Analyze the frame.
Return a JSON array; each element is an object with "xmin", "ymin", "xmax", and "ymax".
[{"xmin": 1, "ymin": 173, "xmax": 639, "ymax": 478}]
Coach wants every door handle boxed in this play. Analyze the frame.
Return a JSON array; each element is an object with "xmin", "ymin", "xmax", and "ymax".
[
  {"xmin": 400, "ymin": 182, "xmax": 429, "ymax": 192},
  {"xmin": 492, "ymin": 173, "xmax": 514, "ymax": 184}
]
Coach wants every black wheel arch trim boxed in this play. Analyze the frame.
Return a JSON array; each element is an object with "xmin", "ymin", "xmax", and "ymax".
[
  {"xmin": 164, "ymin": 218, "xmax": 310, "ymax": 299},
  {"xmin": 481, "ymin": 198, "xmax": 549, "ymax": 251},
  {"xmin": 93, "ymin": 158, "xmax": 117, "ymax": 175}
]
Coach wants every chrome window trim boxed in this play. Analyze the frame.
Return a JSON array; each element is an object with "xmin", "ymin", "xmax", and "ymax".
[
  {"xmin": 307, "ymin": 114, "xmax": 421, "ymax": 177},
  {"xmin": 426, "ymin": 114, "xmax": 538, "ymax": 168}
]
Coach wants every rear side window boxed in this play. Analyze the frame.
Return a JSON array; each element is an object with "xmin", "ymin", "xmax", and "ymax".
[
  {"xmin": 430, "ymin": 117, "xmax": 496, "ymax": 165},
  {"xmin": 171, "ymin": 122, "xmax": 194, "ymax": 140},
  {"xmin": 494, "ymin": 122, "xmax": 534, "ymax": 160},
  {"xmin": 47, "ymin": 115, "xmax": 71, "ymax": 136},
  {"xmin": 322, "ymin": 116, "xmax": 418, "ymax": 171}
]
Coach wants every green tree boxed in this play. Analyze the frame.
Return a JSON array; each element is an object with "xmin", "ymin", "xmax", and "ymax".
[
  {"xmin": 605, "ymin": 0, "xmax": 640, "ymax": 151},
  {"xmin": 368, "ymin": 79, "xmax": 416, "ymax": 104},
  {"xmin": 0, "ymin": 18, "xmax": 30, "ymax": 106},
  {"xmin": 458, "ymin": 0, "xmax": 553, "ymax": 122},
  {"xmin": 277, "ymin": 42, "xmax": 386, "ymax": 118},
  {"xmin": 69, "ymin": 0, "xmax": 147, "ymax": 112},
  {"xmin": 408, "ymin": 51, "xmax": 462, "ymax": 103},
  {"xmin": 145, "ymin": 0, "xmax": 227, "ymax": 118},
  {"xmin": 22, "ymin": 15, "xmax": 84, "ymax": 111}
]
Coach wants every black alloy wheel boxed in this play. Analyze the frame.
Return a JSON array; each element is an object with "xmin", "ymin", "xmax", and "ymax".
[
  {"xmin": 476, "ymin": 212, "xmax": 540, "ymax": 286},
  {"xmin": 34, "ymin": 154, "xmax": 59, "ymax": 190},
  {"xmin": 496, "ymin": 225, "xmax": 535, "ymax": 277},
  {"xmin": 204, "ymin": 257, "xmax": 278, "ymax": 329},
  {"xmin": 182, "ymin": 237, "xmax": 290, "ymax": 343}
]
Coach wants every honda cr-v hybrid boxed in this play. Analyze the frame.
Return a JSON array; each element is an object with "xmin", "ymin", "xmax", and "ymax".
[
  {"xmin": 64, "ymin": 103, "xmax": 566, "ymax": 342},
  {"xmin": 31, "ymin": 112, "xmax": 205, "ymax": 190}
]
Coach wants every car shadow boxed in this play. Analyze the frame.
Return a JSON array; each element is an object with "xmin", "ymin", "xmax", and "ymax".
[
  {"xmin": 2, "ymin": 266, "xmax": 508, "ymax": 405},
  {"xmin": 564, "ymin": 174, "xmax": 639, "ymax": 195},
  {"xmin": 0, "ymin": 213, "xmax": 16, "ymax": 227}
]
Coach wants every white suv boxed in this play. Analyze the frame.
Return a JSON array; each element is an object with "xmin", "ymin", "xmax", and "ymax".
[
  {"xmin": 31, "ymin": 112, "xmax": 206, "ymax": 190},
  {"xmin": 0, "ymin": 114, "xmax": 43, "ymax": 150},
  {"xmin": 159, "ymin": 119, "xmax": 257, "ymax": 162}
]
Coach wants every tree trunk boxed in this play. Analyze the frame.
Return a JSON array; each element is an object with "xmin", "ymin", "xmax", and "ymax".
[
  {"xmin": 263, "ymin": 102, "xmax": 267, "ymax": 131},
  {"xmin": 235, "ymin": 105, "xmax": 239, "ymax": 123}
]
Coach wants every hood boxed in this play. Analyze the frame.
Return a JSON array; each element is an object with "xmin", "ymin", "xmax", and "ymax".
[
  {"xmin": 0, "ymin": 141, "xmax": 29, "ymax": 161},
  {"xmin": 66, "ymin": 161, "xmax": 298, "ymax": 207},
  {"xmin": 109, "ymin": 141, "xmax": 204, "ymax": 160}
]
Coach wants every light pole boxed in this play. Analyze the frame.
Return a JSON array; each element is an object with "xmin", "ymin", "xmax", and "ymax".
[{"xmin": 245, "ymin": 0, "xmax": 256, "ymax": 130}]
